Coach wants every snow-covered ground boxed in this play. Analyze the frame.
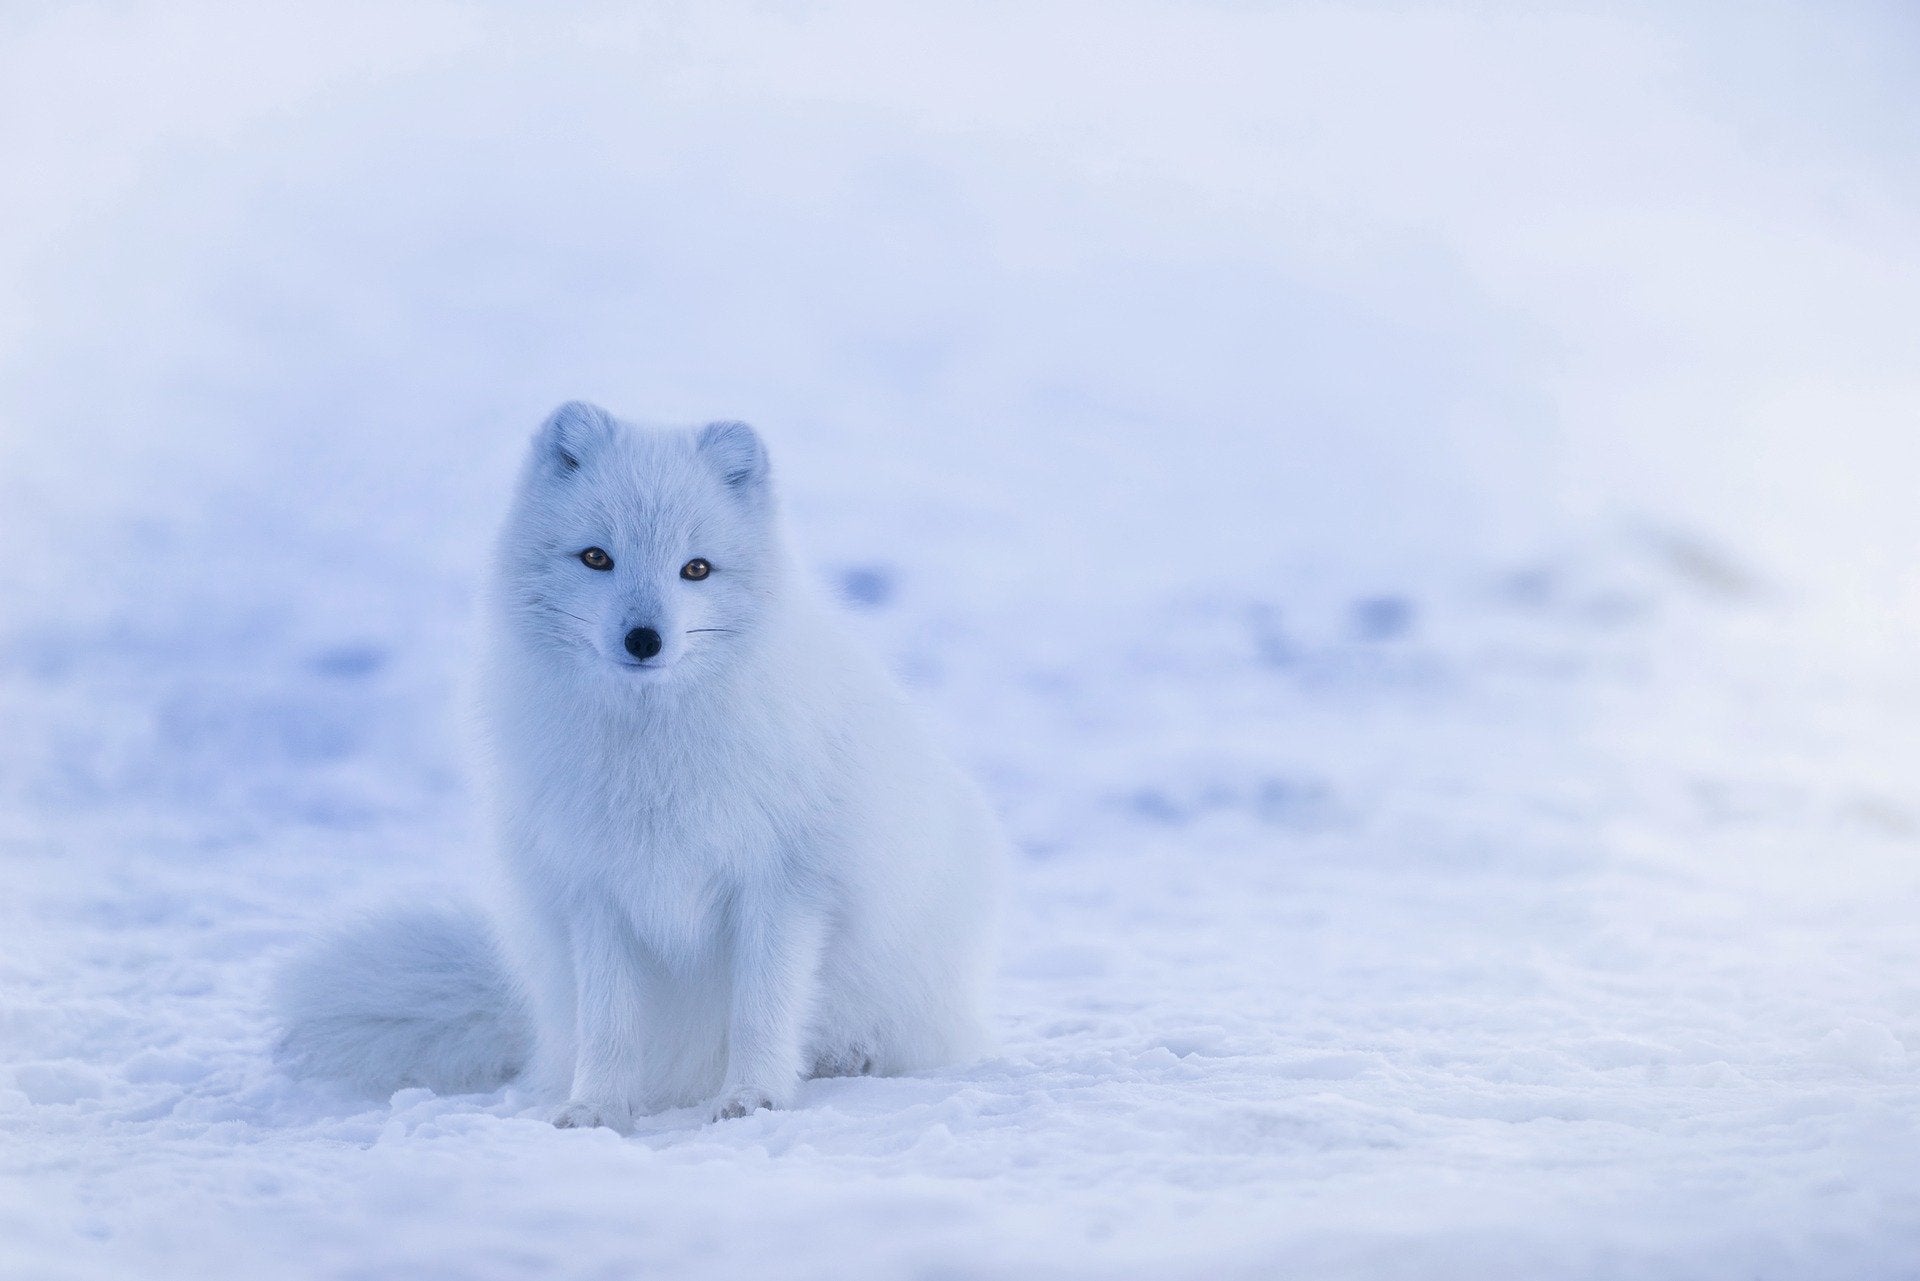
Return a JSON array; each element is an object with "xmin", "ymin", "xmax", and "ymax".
[{"xmin": 3, "ymin": 3, "xmax": 1918, "ymax": 1277}]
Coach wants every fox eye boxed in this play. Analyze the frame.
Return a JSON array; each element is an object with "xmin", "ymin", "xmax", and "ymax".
[
  {"xmin": 579, "ymin": 547, "xmax": 613, "ymax": 571},
  {"xmin": 680, "ymin": 558, "xmax": 711, "ymax": 581}
]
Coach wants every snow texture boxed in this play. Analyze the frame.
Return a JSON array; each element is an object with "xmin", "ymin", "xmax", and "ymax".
[{"xmin": 2, "ymin": 3, "xmax": 1918, "ymax": 1278}]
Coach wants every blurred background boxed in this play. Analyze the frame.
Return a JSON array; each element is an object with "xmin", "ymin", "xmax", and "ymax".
[
  {"xmin": 4, "ymin": 1, "xmax": 1917, "ymax": 622},
  {"xmin": 2, "ymin": 3, "xmax": 1918, "ymax": 1277}
]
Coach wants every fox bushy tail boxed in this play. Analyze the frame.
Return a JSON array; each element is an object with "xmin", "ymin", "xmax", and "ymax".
[{"xmin": 274, "ymin": 903, "xmax": 532, "ymax": 1097}]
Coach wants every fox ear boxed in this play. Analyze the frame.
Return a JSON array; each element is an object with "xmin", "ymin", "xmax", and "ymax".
[
  {"xmin": 696, "ymin": 420, "xmax": 769, "ymax": 496},
  {"xmin": 534, "ymin": 401, "xmax": 616, "ymax": 473}
]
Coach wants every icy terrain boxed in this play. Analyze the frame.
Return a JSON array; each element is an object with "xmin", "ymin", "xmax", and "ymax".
[{"xmin": 2, "ymin": 3, "xmax": 1918, "ymax": 1278}]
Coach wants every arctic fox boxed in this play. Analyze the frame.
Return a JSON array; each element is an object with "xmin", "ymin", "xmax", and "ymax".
[{"xmin": 277, "ymin": 403, "xmax": 1003, "ymax": 1128}]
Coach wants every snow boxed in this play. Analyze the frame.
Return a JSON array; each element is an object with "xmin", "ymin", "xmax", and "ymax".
[{"xmin": 3, "ymin": 2, "xmax": 1919, "ymax": 1277}]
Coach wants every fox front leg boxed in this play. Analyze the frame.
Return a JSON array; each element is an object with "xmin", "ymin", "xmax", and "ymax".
[
  {"xmin": 711, "ymin": 895, "xmax": 827, "ymax": 1122},
  {"xmin": 552, "ymin": 901, "xmax": 648, "ymax": 1133}
]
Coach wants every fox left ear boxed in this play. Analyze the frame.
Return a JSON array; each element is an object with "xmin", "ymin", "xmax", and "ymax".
[{"xmin": 696, "ymin": 421, "xmax": 770, "ymax": 496}]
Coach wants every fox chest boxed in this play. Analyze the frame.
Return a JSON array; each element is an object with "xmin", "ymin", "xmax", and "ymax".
[
  {"xmin": 501, "ymin": 693, "xmax": 831, "ymax": 954},
  {"xmin": 554, "ymin": 765, "xmax": 802, "ymax": 959}
]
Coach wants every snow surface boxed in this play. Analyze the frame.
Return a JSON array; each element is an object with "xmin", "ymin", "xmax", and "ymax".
[{"xmin": 3, "ymin": 3, "xmax": 1919, "ymax": 1277}]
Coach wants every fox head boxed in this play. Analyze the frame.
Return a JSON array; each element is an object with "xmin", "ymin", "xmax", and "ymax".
[{"xmin": 494, "ymin": 402, "xmax": 783, "ymax": 682}]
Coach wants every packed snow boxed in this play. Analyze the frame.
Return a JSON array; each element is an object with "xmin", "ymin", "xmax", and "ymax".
[{"xmin": 3, "ymin": 3, "xmax": 1918, "ymax": 1277}]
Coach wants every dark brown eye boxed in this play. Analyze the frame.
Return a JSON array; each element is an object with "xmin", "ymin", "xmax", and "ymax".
[
  {"xmin": 680, "ymin": 558, "xmax": 711, "ymax": 581},
  {"xmin": 579, "ymin": 547, "xmax": 613, "ymax": 571}
]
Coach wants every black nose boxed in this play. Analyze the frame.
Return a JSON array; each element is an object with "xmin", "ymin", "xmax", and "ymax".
[{"xmin": 624, "ymin": 627, "xmax": 662, "ymax": 660}]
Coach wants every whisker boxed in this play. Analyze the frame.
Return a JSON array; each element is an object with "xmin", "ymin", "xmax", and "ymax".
[
  {"xmin": 525, "ymin": 594, "xmax": 595, "ymax": 629},
  {"xmin": 685, "ymin": 628, "xmax": 737, "ymax": 634}
]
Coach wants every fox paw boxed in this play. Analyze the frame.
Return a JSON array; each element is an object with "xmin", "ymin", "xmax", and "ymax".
[
  {"xmin": 810, "ymin": 1048, "xmax": 874, "ymax": 1079},
  {"xmin": 552, "ymin": 1099, "xmax": 632, "ymax": 1133},
  {"xmin": 710, "ymin": 1090, "xmax": 777, "ymax": 1122}
]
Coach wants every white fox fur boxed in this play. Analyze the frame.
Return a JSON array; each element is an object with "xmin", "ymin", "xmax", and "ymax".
[{"xmin": 276, "ymin": 403, "xmax": 1003, "ymax": 1128}]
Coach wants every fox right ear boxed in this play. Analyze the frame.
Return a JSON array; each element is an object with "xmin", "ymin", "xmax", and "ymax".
[
  {"xmin": 695, "ymin": 420, "xmax": 769, "ymax": 496},
  {"xmin": 534, "ymin": 401, "xmax": 616, "ymax": 473}
]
